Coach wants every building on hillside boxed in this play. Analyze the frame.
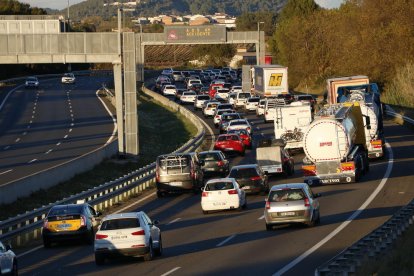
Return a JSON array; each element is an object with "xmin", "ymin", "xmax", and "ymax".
[
  {"xmin": 161, "ymin": 15, "xmax": 174, "ymax": 25},
  {"xmin": 189, "ymin": 15, "xmax": 210, "ymax": 26}
]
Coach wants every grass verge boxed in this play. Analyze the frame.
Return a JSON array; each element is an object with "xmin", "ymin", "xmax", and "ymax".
[{"xmin": 0, "ymin": 91, "xmax": 197, "ymax": 221}]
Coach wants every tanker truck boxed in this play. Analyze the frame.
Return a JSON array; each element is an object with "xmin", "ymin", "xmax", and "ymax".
[{"xmin": 302, "ymin": 102, "xmax": 370, "ymax": 185}]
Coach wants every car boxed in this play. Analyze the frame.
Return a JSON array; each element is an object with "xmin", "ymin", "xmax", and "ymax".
[
  {"xmin": 244, "ymin": 97, "xmax": 261, "ymax": 112},
  {"xmin": 264, "ymin": 183, "xmax": 321, "ymax": 230},
  {"xmin": 209, "ymin": 83, "xmax": 224, "ymax": 99},
  {"xmin": 256, "ymin": 138, "xmax": 295, "ymax": 176},
  {"xmin": 194, "ymin": 95, "xmax": 211, "ymax": 110},
  {"xmin": 214, "ymin": 134, "xmax": 245, "ymax": 156},
  {"xmin": 175, "ymin": 88, "xmax": 186, "ymax": 101},
  {"xmin": 295, "ymin": 94, "xmax": 316, "ymax": 112},
  {"xmin": 162, "ymin": 85, "xmax": 177, "ymax": 96},
  {"xmin": 276, "ymin": 93, "xmax": 295, "ymax": 104},
  {"xmin": 230, "ymin": 86, "xmax": 242, "ymax": 93},
  {"xmin": 203, "ymin": 101, "xmax": 220, "ymax": 117},
  {"xmin": 42, "ymin": 202, "xmax": 102, "ymax": 247},
  {"xmin": 227, "ymin": 92, "xmax": 237, "ymax": 106},
  {"xmin": 200, "ymin": 86, "xmax": 210, "ymax": 95},
  {"xmin": 180, "ymin": 91, "xmax": 197, "ymax": 104},
  {"xmin": 234, "ymin": 92, "xmax": 251, "ymax": 108},
  {"xmin": 189, "ymin": 83, "xmax": 204, "ymax": 94},
  {"xmin": 187, "ymin": 79, "xmax": 202, "ymax": 89},
  {"xmin": 214, "ymin": 88, "xmax": 230, "ymax": 102},
  {"xmin": 227, "ymin": 164, "xmax": 269, "ymax": 194},
  {"xmin": 219, "ymin": 113, "xmax": 242, "ymax": 134},
  {"xmin": 172, "ymin": 71, "xmax": 184, "ymax": 82},
  {"xmin": 0, "ymin": 241, "xmax": 17, "ymax": 275},
  {"xmin": 198, "ymin": 150, "xmax": 230, "ymax": 176},
  {"xmin": 215, "ymin": 103, "xmax": 233, "ymax": 113},
  {"xmin": 94, "ymin": 211, "xmax": 162, "ymax": 265},
  {"xmin": 61, "ymin": 73, "xmax": 76, "ymax": 84},
  {"xmin": 155, "ymin": 152, "xmax": 204, "ymax": 197},
  {"xmin": 201, "ymin": 178, "xmax": 247, "ymax": 214},
  {"xmin": 161, "ymin": 68, "xmax": 173, "ymax": 76},
  {"xmin": 256, "ymin": 99, "xmax": 266, "ymax": 116},
  {"xmin": 25, "ymin": 76, "xmax": 39, "ymax": 88},
  {"xmin": 226, "ymin": 118, "xmax": 252, "ymax": 134},
  {"xmin": 213, "ymin": 109, "xmax": 235, "ymax": 127},
  {"xmin": 227, "ymin": 129, "xmax": 252, "ymax": 149}
]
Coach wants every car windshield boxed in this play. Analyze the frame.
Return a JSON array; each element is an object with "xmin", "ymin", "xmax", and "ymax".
[
  {"xmin": 205, "ymin": 181, "xmax": 234, "ymax": 191},
  {"xmin": 248, "ymin": 98, "xmax": 260, "ymax": 103},
  {"xmin": 238, "ymin": 93, "xmax": 250, "ymax": 99},
  {"xmin": 229, "ymin": 129, "xmax": 248, "ymax": 135},
  {"xmin": 222, "ymin": 114, "xmax": 240, "ymax": 121},
  {"xmin": 229, "ymin": 167, "xmax": 258, "ymax": 178},
  {"xmin": 48, "ymin": 205, "xmax": 83, "ymax": 216},
  {"xmin": 269, "ymin": 189, "xmax": 306, "ymax": 202},
  {"xmin": 218, "ymin": 104, "xmax": 232, "ymax": 109},
  {"xmin": 198, "ymin": 95, "xmax": 210, "ymax": 100},
  {"xmin": 100, "ymin": 218, "xmax": 140, "ymax": 230},
  {"xmin": 199, "ymin": 153, "xmax": 220, "ymax": 161},
  {"xmin": 27, "ymin": 77, "xmax": 37, "ymax": 81},
  {"xmin": 217, "ymin": 135, "xmax": 238, "ymax": 141},
  {"xmin": 230, "ymin": 121, "xmax": 247, "ymax": 126}
]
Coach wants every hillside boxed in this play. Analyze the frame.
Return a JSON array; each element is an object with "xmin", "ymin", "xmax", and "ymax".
[{"xmin": 58, "ymin": 0, "xmax": 287, "ymax": 21}]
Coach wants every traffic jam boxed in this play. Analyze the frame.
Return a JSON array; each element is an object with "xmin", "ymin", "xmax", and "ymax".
[{"xmin": 1, "ymin": 66, "xmax": 385, "ymax": 272}]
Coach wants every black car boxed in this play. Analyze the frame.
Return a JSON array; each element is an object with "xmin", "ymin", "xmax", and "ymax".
[
  {"xmin": 228, "ymin": 164, "xmax": 269, "ymax": 194},
  {"xmin": 198, "ymin": 150, "xmax": 230, "ymax": 177},
  {"xmin": 189, "ymin": 83, "xmax": 204, "ymax": 94}
]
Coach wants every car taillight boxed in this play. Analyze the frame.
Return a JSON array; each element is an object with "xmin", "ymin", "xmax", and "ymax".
[
  {"xmin": 202, "ymin": 191, "xmax": 209, "ymax": 197},
  {"xmin": 131, "ymin": 230, "xmax": 145, "ymax": 236},
  {"xmin": 371, "ymin": 139, "xmax": 382, "ymax": 149},
  {"xmin": 191, "ymin": 170, "xmax": 196, "ymax": 179},
  {"xmin": 80, "ymin": 215, "xmax": 86, "ymax": 227},
  {"xmin": 265, "ymin": 201, "xmax": 270, "ymax": 209},
  {"xmin": 340, "ymin": 161, "xmax": 355, "ymax": 171},
  {"xmin": 156, "ymin": 169, "xmax": 160, "ymax": 182},
  {"xmin": 95, "ymin": 234, "xmax": 108, "ymax": 240},
  {"xmin": 304, "ymin": 198, "xmax": 310, "ymax": 207},
  {"xmin": 217, "ymin": 161, "xmax": 224, "ymax": 167},
  {"xmin": 228, "ymin": 189, "xmax": 238, "ymax": 195},
  {"xmin": 215, "ymin": 115, "xmax": 220, "ymax": 119},
  {"xmin": 247, "ymin": 127, "xmax": 251, "ymax": 132},
  {"xmin": 250, "ymin": 176, "xmax": 261, "ymax": 181},
  {"xmin": 302, "ymin": 165, "xmax": 316, "ymax": 176}
]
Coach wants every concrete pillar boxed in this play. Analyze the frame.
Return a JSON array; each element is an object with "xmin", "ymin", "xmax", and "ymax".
[{"xmin": 113, "ymin": 61, "xmax": 125, "ymax": 154}]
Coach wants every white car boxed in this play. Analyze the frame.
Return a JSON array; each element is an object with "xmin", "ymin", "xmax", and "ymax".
[
  {"xmin": 201, "ymin": 178, "xmax": 246, "ymax": 214},
  {"xmin": 194, "ymin": 95, "xmax": 210, "ymax": 110},
  {"xmin": 227, "ymin": 119, "xmax": 252, "ymax": 134},
  {"xmin": 61, "ymin": 73, "xmax": 76, "ymax": 84},
  {"xmin": 203, "ymin": 101, "xmax": 220, "ymax": 117},
  {"xmin": 256, "ymin": 99, "xmax": 266, "ymax": 116},
  {"xmin": 0, "ymin": 241, "xmax": 17, "ymax": 275},
  {"xmin": 230, "ymin": 86, "xmax": 242, "ymax": 93},
  {"xmin": 180, "ymin": 91, "xmax": 197, "ymax": 104},
  {"xmin": 94, "ymin": 212, "xmax": 162, "ymax": 265},
  {"xmin": 227, "ymin": 92, "xmax": 237, "ymax": 106},
  {"xmin": 214, "ymin": 88, "xmax": 230, "ymax": 102},
  {"xmin": 162, "ymin": 85, "xmax": 177, "ymax": 96},
  {"xmin": 244, "ymin": 97, "xmax": 261, "ymax": 112},
  {"xmin": 187, "ymin": 79, "xmax": 202, "ymax": 89},
  {"xmin": 213, "ymin": 108, "xmax": 234, "ymax": 126},
  {"xmin": 25, "ymin": 76, "xmax": 39, "ymax": 88},
  {"xmin": 235, "ymin": 92, "xmax": 252, "ymax": 108}
]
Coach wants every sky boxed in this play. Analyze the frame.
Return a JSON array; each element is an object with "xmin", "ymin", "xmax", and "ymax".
[{"xmin": 20, "ymin": 0, "xmax": 345, "ymax": 11}]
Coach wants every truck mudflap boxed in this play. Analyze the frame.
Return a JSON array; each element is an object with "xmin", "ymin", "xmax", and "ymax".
[{"xmin": 304, "ymin": 174, "xmax": 355, "ymax": 185}]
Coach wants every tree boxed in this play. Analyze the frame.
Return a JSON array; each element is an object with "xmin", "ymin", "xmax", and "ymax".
[{"xmin": 191, "ymin": 44, "xmax": 236, "ymax": 67}]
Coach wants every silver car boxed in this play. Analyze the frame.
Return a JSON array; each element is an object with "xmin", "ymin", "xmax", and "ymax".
[
  {"xmin": 264, "ymin": 183, "xmax": 321, "ymax": 230},
  {"xmin": 0, "ymin": 241, "xmax": 17, "ymax": 275}
]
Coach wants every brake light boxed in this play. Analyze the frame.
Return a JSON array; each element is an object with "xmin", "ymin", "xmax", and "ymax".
[
  {"xmin": 202, "ymin": 191, "xmax": 209, "ymax": 197},
  {"xmin": 131, "ymin": 230, "xmax": 145, "ymax": 235},
  {"xmin": 250, "ymin": 176, "xmax": 261, "ymax": 181},
  {"xmin": 217, "ymin": 161, "xmax": 224, "ymax": 167},
  {"xmin": 340, "ymin": 161, "xmax": 355, "ymax": 171},
  {"xmin": 304, "ymin": 198, "xmax": 310, "ymax": 207},
  {"xmin": 265, "ymin": 201, "xmax": 270, "ymax": 209},
  {"xmin": 80, "ymin": 215, "xmax": 86, "ymax": 227},
  {"xmin": 371, "ymin": 139, "xmax": 382, "ymax": 149},
  {"xmin": 95, "ymin": 234, "xmax": 108, "ymax": 240},
  {"xmin": 302, "ymin": 165, "xmax": 316, "ymax": 176},
  {"xmin": 228, "ymin": 189, "xmax": 238, "ymax": 195}
]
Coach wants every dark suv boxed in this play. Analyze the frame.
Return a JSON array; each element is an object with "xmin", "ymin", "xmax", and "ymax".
[
  {"xmin": 198, "ymin": 150, "xmax": 230, "ymax": 177},
  {"xmin": 156, "ymin": 152, "xmax": 204, "ymax": 197},
  {"xmin": 228, "ymin": 164, "xmax": 269, "ymax": 194}
]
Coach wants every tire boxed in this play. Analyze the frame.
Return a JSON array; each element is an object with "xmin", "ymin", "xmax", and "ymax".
[
  {"xmin": 144, "ymin": 241, "xmax": 154, "ymax": 261},
  {"xmin": 156, "ymin": 190, "xmax": 164, "ymax": 198},
  {"xmin": 154, "ymin": 236, "xmax": 163, "ymax": 256},
  {"xmin": 95, "ymin": 253, "xmax": 105, "ymax": 265},
  {"xmin": 242, "ymin": 198, "xmax": 247, "ymax": 209},
  {"xmin": 266, "ymin": 223, "xmax": 273, "ymax": 231},
  {"xmin": 202, "ymin": 210, "xmax": 209, "ymax": 215},
  {"xmin": 315, "ymin": 211, "xmax": 321, "ymax": 224},
  {"xmin": 11, "ymin": 259, "xmax": 18, "ymax": 276},
  {"xmin": 43, "ymin": 237, "xmax": 52, "ymax": 248},
  {"xmin": 86, "ymin": 229, "xmax": 95, "ymax": 245},
  {"xmin": 306, "ymin": 212, "xmax": 316, "ymax": 227}
]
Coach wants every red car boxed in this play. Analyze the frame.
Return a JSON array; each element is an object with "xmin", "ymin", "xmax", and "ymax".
[
  {"xmin": 209, "ymin": 83, "xmax": 224, "ymax": 99},
  {"xmin": 227, "ymin": 129, "xmax": 252, "ymax": 149},
  {"xmin": 214, "ymin": 134, "xmax": 245, "ymax": 156}
]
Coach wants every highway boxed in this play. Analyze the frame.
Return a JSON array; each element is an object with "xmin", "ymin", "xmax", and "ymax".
[
  {"xmin": 0, "ymin": 76, "xmax": 115, "ymax": 186},
  {"xmin": 14, "ymin": 79, "xmax": 414, "ymax": 275}
]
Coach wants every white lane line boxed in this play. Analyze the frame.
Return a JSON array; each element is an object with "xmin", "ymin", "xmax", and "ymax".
[
  {"xmin": 22, "ymin": 132, "xmax": 27, "ymax": 136},
  {"xmin": 167, "ymin": 218, "xmax": 181, "ymax": 225},
  {"xmin": 31, "ymin": 115, "xmax": 35, "ymax": 119},
  {"xmin": 161, "ymin": 267, "xmax": 181, "ymax": 276},
  {"xmin": 17, "ymin": 245, "xmax": 43, "ymax": 258},
  {"xmin": 272, "ymin": 143, "xmax": 394, "ymax": 276},
  {"xmin": 258, "ymin": 215, "xmax": 265, "ymax": 220},
  {"xmin": 71, "ymin": 123, "xmax": 74, "ymax": 126},
  {"xmin": 32, "ymin": 110, "xmax": 35, "ymax": 114},
  {"xmin": 15, "ymin": 138, "xmax": 20, "ymax": 142},
  {"xmin": 64, "ymin": 135, "xmax": 68, "ymax": 139},
  {"xmin": 4, "ymin": 146, "xmax": 10, "ymax": 150},
  {"xmin": 114, "ymin": 192, "xmax": 156, "ymax": 214},
  {"xmin": 95, "ymin": 89, "xmax": 117, "ymax": 145},
  {"xmin": 216, "ymin": 234, "xmax": 237, "ymax": 247},
  {"xmin": 29, "ymin": 120, "xmax": 33, "ymax": 124},
  {"xmin": 45, "ymin": 149, "xmax": 52, "ymax": 155},
  {"xmin": 28, "ymin": 159, "xmax": 37, "ymax": 164},
  {"xmin": 0, "ymin": 169, "xmax": 13, "ymax": 176},
  {"xmin": 56, "ymin": 142, "xmax": 61, "ymax": 146},
  {"xmin": 69, "ymin": 128, "xmax": 72, "ymax": 132}
]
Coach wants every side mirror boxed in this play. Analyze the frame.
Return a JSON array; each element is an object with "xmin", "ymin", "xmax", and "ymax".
[{"xmin": 5, "ymin": 244, "xmax": 12, "ymax": 251}]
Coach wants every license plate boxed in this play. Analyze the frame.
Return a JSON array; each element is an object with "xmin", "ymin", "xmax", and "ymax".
[
  {"xmin": 213, "ymin": 202, "xmax": 226, "ymax": 206},
  {"xmin": 242, "ymin": 186, "xmax": 251, "ymax": 190},
  {"xmin": 170, "ymin": 181, "xmax": 183, "ymax": 186},
  {"xmin": 321, "ymin": 178, "xmax": 340, "ymax": 184},
  {"xmin": 225, "ymin": 148, "xmax": 234, "ymax": 150},
  {"xmin": 111, "ymin": 235, "xmax": 128, "ymax": 240},
  {"xmin": 57, "ymin": 223, "xmax": 72, "ymax": 229},
  {"xmin": 280, "ymin": 212, "xmax": 295, "ymax": 216}
]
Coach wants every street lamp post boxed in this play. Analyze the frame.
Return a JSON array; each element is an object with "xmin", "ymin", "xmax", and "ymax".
[
  {"xmin": 67, "ymin": 0, "xmax": 70, "ymax": 32},
  {"xmin": 257, "ymin": 21, "xmax": 264, "ymax": 65}
]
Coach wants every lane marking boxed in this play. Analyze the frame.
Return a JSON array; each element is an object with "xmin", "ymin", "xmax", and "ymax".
[
  {"xmin": 45, "ymin": 149, "xmax": 52, "ymax": 155},
  {"xmin": 258, "ymin": 215, "xmax": 265, "ymax": 220},
  {"xmin": 0, "ymin": 169, "xmax": 13, "ymax": 176},
  {"xmin": 56, "ymin": 142, "xmax": 61, "ymax": 146},
  {"xmin": 29, "ymin": 120, "xmax": 33, "ymax": 124},
  {"xmin": 22, "ymin": 132, "xmax": 27, "ymax": 136},
  {"xmin": 28, "ymin": 159, "xmax": 37, "ymax": 164},
  {"xmin": 167, "ymin": 218, "xmax": 181, "ymax": 225},
  {"xmin": 15, "ymin": 138, "xmax": 20, "ymax": 142},
  {"xmin": 95, "ymin": 89, "xmax": 117, "ymax": 145},
  {"xmin": 17, "ymin": 245, "xmax": 43, "ymax": 258},
  {"xmin": 4, "ymin": 146, "xmax": 10, "ymax": 150},
  {"xmin": 69, "ymin": 129, "xmax": 72, "ymax": 132},
  {"xmin": 216, "ymin": 234, "xmax": 236, "ymax": 247},
  {"xmin": 71, "ymin": 123, "xmax": 75, "ymax": 126},
  {"xmin": 161, "ymin": 267, "xmax": 181, "ymax": 276},
  {"xmin": 64, "ymin": 135, "xmax": 68, "ymax": 139},
  {"xmin": 114, "ymin": 192, "xmax": 156, "ymax": 214},
  {"xmin": 273, "ymin": 143, "xmax": 394, "ymax": 276}
]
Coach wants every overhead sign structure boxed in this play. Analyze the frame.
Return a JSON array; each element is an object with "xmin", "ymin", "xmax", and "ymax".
[{"xmin": 164, "ymin": 25, "xmax": 226, "ymax": 44}]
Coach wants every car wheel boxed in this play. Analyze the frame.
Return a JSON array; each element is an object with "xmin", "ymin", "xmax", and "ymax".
[
  {"xmin": 306, "ymin": 212, "xmax": 316, "ymax": 227},
  {"xmin": 202, "ymin": 210, "xmax": 209, "ymax": 215},
  {"xmin": 86, "ymin": 229, "xmax": 95, "ymax": 245},
  {"xmin": 95, "ymin": 253, "xmax": 105, "ymax": 265},
  {"xmin": 43, "ymin": 237, "xmax": 52, "ymax": 248},
  {"xmin": 11, "ymin": 259, "xmax": 18, "ymax": 276},
  {"xmin": 316, "ymin": 211, "xmax": 321, "ymax": 224},
  {"xmin": 242, "ymin": 198, "xmax": 247, "ymax": 209},
  {"xmin": 144, "ymin": 241, "xmax": 154, "ymax": 261},
  {"xmin": 265, "ymin": 223, "xmax": 273, "ymax": 231},
  {"xmin": 156, "ymin": 191, "xmax": 164, "ymax": 198},
  {"xmin": 155, "ymin": 236, "xmax": 163, "ymax": 256}
]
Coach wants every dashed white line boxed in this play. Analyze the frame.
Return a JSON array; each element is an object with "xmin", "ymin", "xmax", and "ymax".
[
  {"xmin": 15, "ymin": 138, "xmax": 20, "ymax": 142},
  {"xmin": 64, "ymin": 135, "xmax": 68, "ymax": 139},
  {"xmin": 56, "ymin": 142, "xmax": 61, "ymax": 146},
  {"xmin": 22, "ymin": 132, "xmax": 27, "ymax": 136},
  {"xmin": 0, "ymin": 169, "xmax": 13, "ymax": 176},
  {"xmin": 167, "ymin": 218, "xmax": 181, "ymax": 225},
  {"xmin": 31, "ymin": 115, "xmax": 35, "ymax": 119},
  {"xmin": 4, "ymin": 146, "xmax": 10, "ymax": 150},
  {"xmin": 161, "ymin": 267, "xmax": 181, "ymax": 276},
  {"xmin": 45, "ymin": 149, "xmax": 52, "ymax": 155},
  {"xmin": 216, "ymin": 234, "xmax": 236, "ymax": 247},
  {"xmin": 28, "ymin": 159, "xmax": 37, "ymax": 164},
  {"xmin": 258, "ymin": 215, "xmax": 265, "ymax": 220},
  {"xmin": 69, "ymin": 129, "xmax": 72, "ymax": 132},
  {"xmin": 71, "ymin": 123, "xmax": 75, "ymax": 126}
]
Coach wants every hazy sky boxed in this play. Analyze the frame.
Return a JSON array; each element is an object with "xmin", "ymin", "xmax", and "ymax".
[{"xmin": 20, "ymin": 0, "xmax": 345, "ymax": 11}]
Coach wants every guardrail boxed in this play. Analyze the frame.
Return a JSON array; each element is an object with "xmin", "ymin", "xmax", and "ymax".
[
  {"xmin": 0, "ymin": 82, "xmax": 206, "ymax": 247},
  {"xmin": 315, "ymin": 108, "xmax": 414, "ymax": 275}
]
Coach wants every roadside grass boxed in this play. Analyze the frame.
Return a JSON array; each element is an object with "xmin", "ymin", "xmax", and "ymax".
[
  {"xmin": 382, "ymin": 62, "xmax": 414, "ymax": 109},
  {"xmin": 356, "ymin": 224, "xmax": 414, "ymax": 275},
  {"xmin": 0, "ymin": 92, "xmax": 197, "ymax": 221}
]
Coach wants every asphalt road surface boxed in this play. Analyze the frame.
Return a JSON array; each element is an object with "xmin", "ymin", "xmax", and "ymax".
[{"xmin": 15, "ymin": 80, "xmax": 414, "ymax": 276}]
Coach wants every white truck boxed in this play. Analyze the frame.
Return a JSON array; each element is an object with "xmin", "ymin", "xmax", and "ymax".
[
  {"xmin": 256, "ymin": 139, "xmax": 294, "ymax": 176},
  {"xmin": 326, "ymin": 76, "xmax": 384, "ymax": 159},
  {"xmin": 272, "ymin": 102, "xmax": 313, "ymax": 150},
  {"xmin": 302, "ymin": 102, "xmax": 370, "ymax": 185},
  {"xmin": 253, "ymin": 65, "xmax": 289, "ymax": 97}
]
